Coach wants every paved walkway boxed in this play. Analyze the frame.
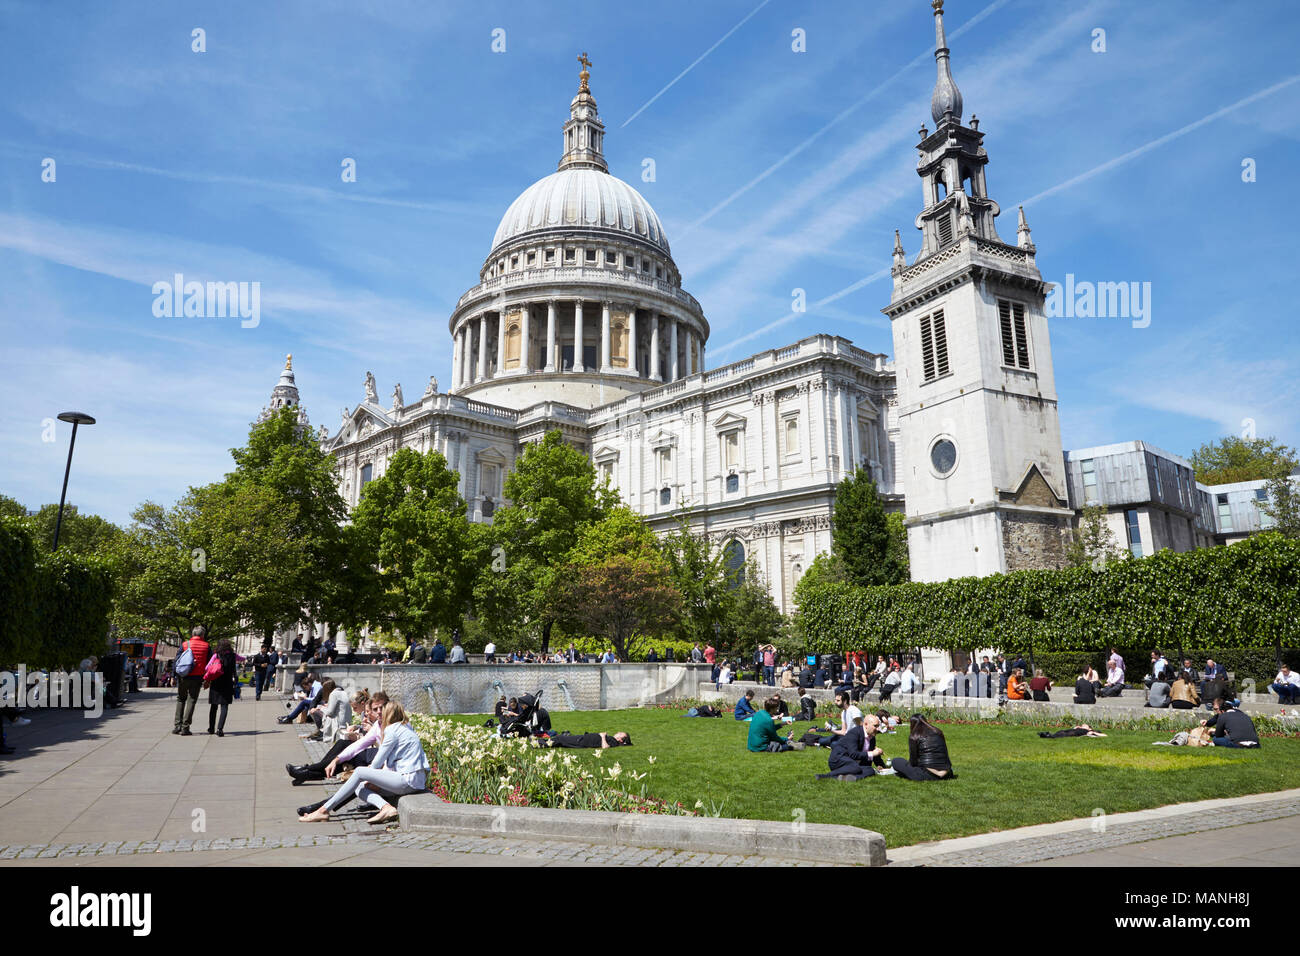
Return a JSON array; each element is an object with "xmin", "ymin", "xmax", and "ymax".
[{"xmin": 2, "ymin": 687, "xmax": 1296, "ymax": 866}]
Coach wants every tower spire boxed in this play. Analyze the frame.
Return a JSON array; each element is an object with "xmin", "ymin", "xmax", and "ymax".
[
  {"xmin": 1016, "ymin": 205, "xmax": 1035, "ymax": 251},
  {"xmin": 930, "ymin": 0, "xmax": 963, "ymax": 127},
  {"xmin": 558, "ymin": 52, "xmax": 608, "ymax": 173}
]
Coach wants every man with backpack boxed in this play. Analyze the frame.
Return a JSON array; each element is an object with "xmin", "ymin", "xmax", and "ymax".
[{"xmin": 172, "ymin": 625, "xmax": 211, "ymax": 736}]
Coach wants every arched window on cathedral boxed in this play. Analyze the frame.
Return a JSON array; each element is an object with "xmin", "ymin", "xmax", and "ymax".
[
  {"xmin": 934, "ymin": 172, "xmax": 947, "ymax": 203},
  {"xmin": 723, "ymin": 540, "xmax": 745, "ymax": 589}
]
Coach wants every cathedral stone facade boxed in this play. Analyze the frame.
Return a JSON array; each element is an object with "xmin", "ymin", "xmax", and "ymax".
[{"xmin": 307, "ymin": 2, "xmax": 1070, "ymax": 615}]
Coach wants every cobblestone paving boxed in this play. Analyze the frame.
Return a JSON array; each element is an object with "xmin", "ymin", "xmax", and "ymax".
[
  {"xmin": 892, "ymin": 794, "xmax": 1300, "ymax": 866},
  {"xmin": 0, "ymin": 830, "xmax": 829, "ymax": 866}
]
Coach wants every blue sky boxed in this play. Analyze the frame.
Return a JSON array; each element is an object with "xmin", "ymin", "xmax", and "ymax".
[{"xmin": 1, "ymin": 0, "xmax": 1297, "ymax": 525}]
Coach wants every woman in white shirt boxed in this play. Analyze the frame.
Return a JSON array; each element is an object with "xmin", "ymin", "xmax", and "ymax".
[{"xmin": 300, "ymin": 701, "xmax": 431, "ymax": 825}]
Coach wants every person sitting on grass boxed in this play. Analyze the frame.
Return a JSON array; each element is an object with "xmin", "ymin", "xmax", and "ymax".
[
  {"xmin": 1201, "ymin": 699, "xmax": 1261, "ymax": 748},
  {"xmin": 797, "ymin": 688, "xmax": 818, "ymax": 722},
  {"xmin": 1038, "ymin": 724, "xmax": 1108, "ymax": 738},
  {"xmin": 549, "ymin": 731, "xmax": 632, "ymax": 748},
  {"xmin": 734, "ymin": 689, "xmax": 757, "ymax": 720},
  {"xmin": 299, "ymin": 702, "xmax": 430, "ymax": 825},
  {"xmin": 1073, "ymin": 664, "xmax": 1097, "ymax": 704},
  {"xmin": 770, "ymin": 694, "xmax": 790, "ymax": 719},
  {"xmin": 815, "ymin": 714, "xmax": 882, "ymax": 780},
  {"xmin": 748, "ymin": 697, "xmax": 798, "ymax": 753},
  {"xmin": 1170, "ymin": 671, "xmax": 1200, "ymax": 710},
  {"xmin": 889, "ymin": 714, "xmax": 956, "ymax": 781},
  {"xmin": 824, "ymin": 690, "xmax": 862, "ymax": 737},
  {"xmin": 1005, "ymin": 668, "xmax": 1031, "ymax": 701}
]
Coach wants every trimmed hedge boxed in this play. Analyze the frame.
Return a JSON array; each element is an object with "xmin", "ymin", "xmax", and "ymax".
[
  {"xmin": 0, "ymin": 517, "xmax": 39, "ymax": 664},
  {"xmin": 0, "ymin": 517, "xmax": 115, "ymax": 669},
  {"xmin": 799, "ymin": 532, "xmax": 1300, "ymax": 656}
]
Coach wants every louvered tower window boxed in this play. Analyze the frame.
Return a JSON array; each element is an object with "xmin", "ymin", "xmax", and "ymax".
[
  {"xmin": 920, "ymin": 310, "xmax": 950, "ymax": 382},
  {"xmin": 998, "ymin": 300, "xmax": 1031, "ymax": 369}
]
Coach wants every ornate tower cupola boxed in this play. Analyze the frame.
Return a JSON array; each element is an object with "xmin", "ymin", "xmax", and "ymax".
[
  {"xmin": 258, "ymin": 354, "xmax": 308, "ymax": 426},
  {"xmin": 558, "ymin": 52, "xmax": 608, "ymax": 173},
  {"xmin": 912, "ymin": 0, "xmax": 1001, "ymax": 261}
]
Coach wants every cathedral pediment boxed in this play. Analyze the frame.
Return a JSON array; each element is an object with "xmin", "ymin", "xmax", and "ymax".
[
  {"xmin": 647, "ymin": 429, "xmax": 678, "ymax": 449},
  {"xmin": 712, "ymin": 411, "xmax": 748, "ymax": 432}
]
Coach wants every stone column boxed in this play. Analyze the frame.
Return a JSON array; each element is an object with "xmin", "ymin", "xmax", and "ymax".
[
  {"xmin": 451, "ymin": 326, "xmax": 462, "ymax": 389},
  {"xmin": 670, "ymin": 317, "xmax": 679, "ymax": 381},
  {"xmin": 545, "ymin": 300, "xmax": 557, "ymax": 372},
  {"xmin": 496, "ymin": 310, "xmax": 506, "ymax": 377},
  {"xmin": 573, "ymin": 300, "xmax": 585, "ymax": 372},
  {"xmin": 628, "ymin": 306, "xmax": 638, "ymax": 376},
  {"xmin": 650, "ymin": 312, "xmax": 661, "ymax": 381},
  {"xmin": 521, "ymin": 304, "xmax": 532, "ymax": 373},
  {"xmin": 464, "ymin": 326, "xmax": 475, "ymax": 385},
  {"xmin": 476, "ymin": 314, "xmax": 488, "ymax": 381},
  {"xmin": 600, "ymin": 300, "xmax": 612, "ymax": 372}
]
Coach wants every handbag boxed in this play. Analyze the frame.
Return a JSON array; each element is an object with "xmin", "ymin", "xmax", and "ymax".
[{"xmin": 203, "ymin": 651, "xmax": 225, "ymax": 681}]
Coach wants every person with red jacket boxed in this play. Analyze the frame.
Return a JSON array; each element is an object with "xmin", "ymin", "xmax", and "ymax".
[{"xmin": 173, "ymin": 625, "xmax": 211, "ymax": 736}]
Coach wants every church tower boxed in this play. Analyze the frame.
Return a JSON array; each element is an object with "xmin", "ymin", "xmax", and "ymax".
[
  {"xmin": 885, "ymin": 0, "xmax": 1072, "ymax": 582},
  {"xmin": 257, "ymin": 354, "xmax": 310, "ymax": 428}
]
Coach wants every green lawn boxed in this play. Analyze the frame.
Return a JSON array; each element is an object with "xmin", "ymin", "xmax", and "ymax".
[{"xmin": 440, "ymin": 708, "xmax": 1300, "ymax": 847}]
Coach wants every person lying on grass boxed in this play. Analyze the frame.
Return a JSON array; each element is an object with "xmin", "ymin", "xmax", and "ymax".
[
  {"xmin": 548, "ymin": 731, "xmax": 632, "ymax": 748},
  {"xmin": 1038, "ymin": 724, "xmax": 1108, "ymax": 738},
  {"xmin": 748, "ymin": 697, "xmax": 801, "ymax": 753}
]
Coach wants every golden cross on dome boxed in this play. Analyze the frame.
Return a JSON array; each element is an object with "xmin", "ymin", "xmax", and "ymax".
[{"xmin": 578, "ymin": 51, "xmax": 591, "ymax": 91}]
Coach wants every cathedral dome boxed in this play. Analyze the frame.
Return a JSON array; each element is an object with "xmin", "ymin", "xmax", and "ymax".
[{"xmin": 490, "ymin": 168, "xmax": 670, "ymax": 258}]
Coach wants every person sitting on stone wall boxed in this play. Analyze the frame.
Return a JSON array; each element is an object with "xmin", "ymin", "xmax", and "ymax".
[
  {"xmin": 1073, "ymin": 664, "xmax": 1097, "ymax": 704},
  {"xmin": 1170, "ymin": 671, "xmax": 1199, "ymax": 710}
]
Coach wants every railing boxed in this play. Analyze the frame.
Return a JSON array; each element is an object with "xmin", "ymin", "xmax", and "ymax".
[{"xmin": 454, "ymin": 266, "xmax": 703, "ymax": 313}]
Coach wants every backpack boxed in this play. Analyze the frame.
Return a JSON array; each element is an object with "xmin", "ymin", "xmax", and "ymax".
[
  {"xmin": 204, "ymin": 651, "xmax": 224, "ymax": 681},
  {"xmin": 175, "ymin": 644, "xmax": 195, "ymax": 677}
]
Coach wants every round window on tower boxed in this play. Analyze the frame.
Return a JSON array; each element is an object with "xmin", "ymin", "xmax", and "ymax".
[{"xmin": 929, "ymin": 438, "xmax": 957, "ymax": 477}]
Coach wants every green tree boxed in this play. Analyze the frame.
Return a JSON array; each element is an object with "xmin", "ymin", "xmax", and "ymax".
[
  {"xmin": 350, "ymin": 447, "xmax": 480, "ymax": 641},
  {"xmin": 226, "ymin": 406, "xmax": 349, "ymax": 633},
  {"xmin": 0, "ymin": 516, "xmax": 40, "ymax": 664},
  {"xmin": 1189, "ymin": 435, "xmax": 1297, "ymax": 485},
  {"xmin": 26, "ymin": 503, "xmax": 123, "ymax": 557},
  {"xmin": 1065, "ymin": 503, "xmax": 1126, "ymax": 568},
  {"xmin": 660, "ymin": 513, "xmax": 734, "ymax": 650},
  {"xmin": 478, "ymin": 431, "xmax": 614, "ymax": 650},
  {"xmin": 1262, "ymin": 476, "xmax": 1300, "ymax": 539},
  {"xmin": 832, "ymin": 469, "xmax": 904, "ymax": 587},
  {"xmin": 719, "ymin": 558, "xmax": 787, "ymax": 658},
  {"xmin": 545, "ymin": 507, "xmax": 681, "ymax": 659},
  {"xmin": 886, "ymin": 511, "xmax": 910, "ymax": 580},
  {"xmin": 0, "ymin": 494, "xmax": 28, "ymax": 520}
]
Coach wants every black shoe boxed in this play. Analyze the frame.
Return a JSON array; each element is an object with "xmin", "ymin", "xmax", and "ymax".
[
  {"xmin": 297, "ymin": 799, "xmax": 327, "ymax": 816},
  {"xmin": 172, "ymin": 728, "xmax": 181, "ymax": 735},
  {"xmin": 180, "ymin": 729, "xmax": 192, "ymax": 736},
  {"xmin": 0, "ymin": 746, "xmax": 15, "ymax": 755},
  {"xmin": 276, "ymin": 716, "xmax": 291, "ymax": 724},
  {"xmin": 217, "ymin": 730, "xmax": 224, "ymax": 737},
  {"xmin": 207, "ymin": 727, "xmax": 215, "ymax": 734}
]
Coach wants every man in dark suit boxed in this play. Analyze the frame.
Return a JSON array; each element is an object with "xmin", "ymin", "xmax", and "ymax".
[{"xmin": 1200, "ymin": 658, "xmax": 1228, "ymax": 707}]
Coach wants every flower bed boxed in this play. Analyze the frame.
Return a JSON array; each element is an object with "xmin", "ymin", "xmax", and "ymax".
[{"xmin": 409, "ymin": 714, "xmax": 697, "ymax": 815}]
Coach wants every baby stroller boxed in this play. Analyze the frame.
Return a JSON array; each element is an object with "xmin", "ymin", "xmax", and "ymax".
[{"xmin": 500, "ymin": 690, "xmax": 552, "ymax": 738}]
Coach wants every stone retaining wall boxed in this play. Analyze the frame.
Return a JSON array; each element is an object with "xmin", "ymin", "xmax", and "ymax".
[{"xmin": 276, "ymin": 662, "xmax": 709, "ymax": 715}]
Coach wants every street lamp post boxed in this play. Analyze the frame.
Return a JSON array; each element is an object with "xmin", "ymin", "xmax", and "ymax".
[{"xmin": 52, "ymin": 411, "xmax": 96, "ymax": 552}]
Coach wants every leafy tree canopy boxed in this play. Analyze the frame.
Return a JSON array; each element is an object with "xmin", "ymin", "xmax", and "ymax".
[{"xmin": 1189, "ymin": 435, "xmax": 1298, "ymax": 486}]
